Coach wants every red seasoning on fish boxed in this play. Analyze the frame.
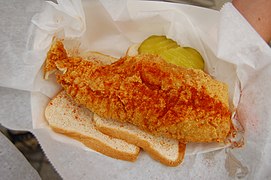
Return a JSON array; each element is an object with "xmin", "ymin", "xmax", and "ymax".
[{"xmin": 44, "ymin": 40, "xmax": 232, "ymax": 143}]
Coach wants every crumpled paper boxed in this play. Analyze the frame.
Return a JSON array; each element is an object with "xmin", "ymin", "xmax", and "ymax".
[
  {"xmin": 217, "ymin": 3, "xmax": 271, "ymax": 179},
  {"xmin": 0, "ymin": 0, "xmax": 271, "ymax": 179}
]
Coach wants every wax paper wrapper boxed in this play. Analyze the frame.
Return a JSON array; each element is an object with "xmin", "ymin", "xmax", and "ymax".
[{"xmin": 1, "ymin": 0, "xmax": 271, "ymax": 179}]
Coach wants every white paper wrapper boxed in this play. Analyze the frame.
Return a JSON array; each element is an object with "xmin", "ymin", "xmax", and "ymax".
[{"xmin": 1, "ymin": 0, "xmax": 271, "ymax": 179}]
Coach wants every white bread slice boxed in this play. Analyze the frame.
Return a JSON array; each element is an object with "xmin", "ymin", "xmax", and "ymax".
[
  {"xmin": 45, "ymin": 91, "xmax": 140, "ymax": 162},
  {"xmin": 93, "ymin": 114, "xmax": 186, "ymax": 166},
  {"xmin": 126, "ymin": 43, "xmax": 140, "ymax": 56},
  {"xmin": 80, "ymin": 51, "xmax": 118, "ymax": 65}
]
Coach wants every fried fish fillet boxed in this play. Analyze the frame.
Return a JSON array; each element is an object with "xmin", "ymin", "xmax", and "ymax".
[{"xmin": 44, "ymin": 40, "xmax": 232, "ymax": 143}]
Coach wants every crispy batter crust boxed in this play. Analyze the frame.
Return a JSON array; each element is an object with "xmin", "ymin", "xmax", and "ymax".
[
  {"xmin": 47, "ymin": 41, "xmax": 232, "ymax": 143},
  {"xmin": 44, "ymin": 40, "xmax": 68, "ymax": 79}
]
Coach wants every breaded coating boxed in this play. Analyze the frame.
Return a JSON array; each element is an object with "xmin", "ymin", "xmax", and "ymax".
[
  {"xmin": 45, "ymin": 41, "xmax": 232, "ymax": 143},
  {"xmin": 44, "ymin": 40, "xmax": 68, "ymax": 79}
]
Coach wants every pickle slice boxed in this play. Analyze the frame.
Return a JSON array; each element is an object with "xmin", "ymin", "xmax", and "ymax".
[
  {"xmin": 138, "ymin": 35, "xmax": 179, "ymax": 54},
  {"xmin": 138, "ymin": 35, "xmax": 204, "ymax": 70},
  {"xmin": 159, "ymin": 47, "xmax": 204, "ymax": 70}
]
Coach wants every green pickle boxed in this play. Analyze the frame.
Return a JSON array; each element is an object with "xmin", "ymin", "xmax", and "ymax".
[
  {"xmin": 138, "ymin": 36, "xmax": 179, "ymax": 54},
  {"xmin": 138, "ymin": 35, "xmax": 204, "ymax": 70},
  {"xmin": 160, "ymin": 47, "xmax": 204, "ymax": 70}
]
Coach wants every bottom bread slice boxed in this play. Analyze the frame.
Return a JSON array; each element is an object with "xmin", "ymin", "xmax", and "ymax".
[
  {"xmin": 93, "ymin": 114, "xmax": 186, "ymax": 166},
  {"xmin": 45, "ymin": 91, "xmax": 140, "ymax": 162}
]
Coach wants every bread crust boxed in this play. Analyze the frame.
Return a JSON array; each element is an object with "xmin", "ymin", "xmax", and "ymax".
[
  {"xmin": 51, "ymin": 126, "xmax": 139, "ymax": 162},
  {"xmin": 94, "ymin": 120, "xmax": 185, "ymax": 167}
]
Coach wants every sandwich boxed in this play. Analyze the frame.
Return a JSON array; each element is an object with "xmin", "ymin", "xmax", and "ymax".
[
  {"xmin": 43, "ymin": 36, "xmax": 232, "ymax": 166},
  {"xmin": 45, "ymin": 47, "xmax": 186, "ymax": 166}
]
